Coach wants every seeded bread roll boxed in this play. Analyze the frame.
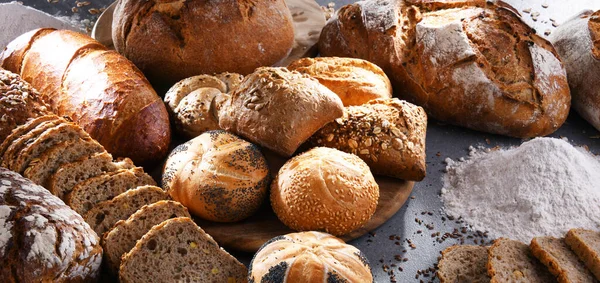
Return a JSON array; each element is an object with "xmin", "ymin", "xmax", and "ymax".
[
  {"xmin": 319, "ymin": 0, "xmax": 570, "ymax": 138},
  {"xmin": 119, "ymin": 217, "xmax": 247, "ymax": 283},
  {"xmin": 566, "ymin": 229, "xmax": 600, "ymax": 280},
  {"xmin": 438, "ymin": 245, "xmax": 490, "ymax": 283},
  {"xmin": 487, "ymin": 238, "xmax": 555, "ymax": 282},
  {"xmin": 0, "ymin": 69, "xmax": 50, "ymax": 142},
  {"xmin": 530, "ymin": 236, "xmax": 596, "ymax": 283},
  {"xmin": 287, "ymin": 57, "xmax": 393, "ymax": 106},
  {"xmin": 162, "ymin": 130, "xmax": 269, "ymax": 222},
  {"xmin": 271, "ymin": 147, "xmax": 379, "ymax": 236},
  {"xmin": 249, "ymin": 231, "xmax": 373, "ymax": 282},
  {"xmin": 310, "ymin": 98, "xmax": 427, "ymax": 181},
  {"xmin": 0, "ymin": 168, "xmax": 102, "ymax": 282},
  {"xmin": 219, "ymin": 67, "xmax": 344, "ymax": 156}
]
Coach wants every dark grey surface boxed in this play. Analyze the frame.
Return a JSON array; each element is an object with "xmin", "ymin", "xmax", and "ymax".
[{"xmin": 2, "ymin": 0, "xmax": 600, "ymax": 282}]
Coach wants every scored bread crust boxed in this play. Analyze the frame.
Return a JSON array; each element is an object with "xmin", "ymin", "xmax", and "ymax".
[
  {"xmin": 319, "ymin": 0, "xmax": 570, "ymax": 138},
  {"xmin": 530, "ymin": 236, "xmax": 596, "ymax": 283},
  {"xmin": 438, "ymin": 245, "xmax": 490, "ymax": 283},
  {"xmin": 565, "ymin": 229, "xmax": 600, "ymax": 281}
]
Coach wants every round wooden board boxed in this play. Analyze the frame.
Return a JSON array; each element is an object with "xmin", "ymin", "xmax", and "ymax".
[
  {"xmin": 196, "ymin": 149, "xmax": 415, "ymax": 253},
  {"xmin": 91, "ymin": 0, "xmax": 326, "ymax": 63}
]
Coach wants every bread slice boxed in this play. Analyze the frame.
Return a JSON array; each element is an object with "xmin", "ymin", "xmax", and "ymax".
[
  {"xmin": 1, "ymin": 117, "xmax": 61, "ymax": 168},
  {"xmin": 531, "ymin": 236, "xmax": 596, "ymax": 282},
  {"xmin": 488, "ymin": 238, "xmax": 555, "ymax": 282},
  {"xmin": 48, "ymin": 152, "xmax": 134, "ymax": 200},
  {"xmin": 84, "ymin": 185, "xmax": 168, "ymax": 236},
  {"xmin": 119, "ymin": 217, "xmax": 247, "ymax": 283},
  {"xmin": 66, "ymin": 167, "xmax": 156, "ymax": 215},
  {"xmin": 566, "ymin": 229, "xmax": 600, "ymax": 280},
  {"xmin": 11, "ymin": 121, "xmax": 89, "ymax": 174},
  {"xmin": 0, "ymin": 114, "xmax": 59, "ymax": 159},
  {"xmin": 438, "ymin": 245, "xmax": 490, "ymax": 283},
  {"xmin": 102, "ymin": 200, "xmax": 190, "ymax": 272},
  {"xmin": 23, "ymin": 138, "xmax": 105, "ymax": 187}
]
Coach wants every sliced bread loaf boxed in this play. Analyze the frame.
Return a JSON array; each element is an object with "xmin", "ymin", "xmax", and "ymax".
[
  {"xmin": 84, "ymin": 185, "xmax": 168, "ymax": 236},
  {"xmin": 531, "ymin": 236, "xmax": 596, "ymax": 283},
  {"xmin": 11, "ymin": 122, "xmax": 89, "ymax": 174},
  {"xmin": 66, "ymin": 167, "xmax": 156, "ymax": 215},
  {"xmin": 488, "ymin": 238, "xmax": 556, "ymax": 283},
  {"xmin": 49, "ymin": 152, "xmax": 134, "ymax": 199},
  {"xmin": 566, "ymin": 229, "xmax": 600, "ymax": 281},
  {"xmin": 119, "ymin": 217, "xmax": 247, "ymax": 283},
  {"xmin": 1, "ymin": 117, "xmax": 61, "ymax": 168},
  {"xmin": 438, "ymin": 245, "xmax": 490, "ymax": 283},
  {"xmin": 0, "ymin": 114, "xmax": 59, "ymax": 159},
  {"xmin": 24, "ymin": 138, "xmax": 104, "ymax": 187},
  {"xmin": 102, "ymin": 200, "xmax": 190, "ymax": 272}
]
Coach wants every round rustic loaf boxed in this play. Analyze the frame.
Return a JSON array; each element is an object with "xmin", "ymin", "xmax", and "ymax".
[
  {"xmin": 319, "ymin": 0, "xmax": 570, "ymax": 138},
  {"xmin": 0, "ymin": 168, "xmax": 102, "ymax": 282},
  {"xmin": 249, "ymin": 231, "xmax": 373, "ymax": 282},
  {"xmin": 271, "ymin": 147, "xmax": 379, "ymax": 236},
  {"xmin": 162, "ymin": 130, "xmax": 270, "ymax": 222},
  {"xmin": 550, "ymin": 10, "xmax": 600, "ymax": 132},
  {"xmin": 287, "ymin": 57, "xmax": 393, "ymax": 106},
  {"xmin": 112, "ymin": 0, "xmax": 295, "ymax": 87}
]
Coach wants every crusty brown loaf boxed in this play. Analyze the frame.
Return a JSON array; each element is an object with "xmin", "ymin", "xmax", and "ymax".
[
  {"xmin": 218, "ymin": 67, "xmax": 344, "ymax": 156},
  {"xmin": 162, "ymin": 130, "xmax": 269, "ymax": 222},
  {"xmin": 438, "ymin": 245, "xmax": 490, "ymax": 283},
  {"xmin": 0, "ymin": 28, "xmax": 171, "ymax": 165},
  {"xmin": 0, "ymin": 168, "xmax": 102, "ymax": 282},
  {"xmin": 310, "ymin": 98, "xmax": 427, "ymax": 181},
  {"xmin": 530, "ymin": 236, "xmax": 596, "ymax": 283},
  {"xmin": 0, "ymin": 69, "xmax": 50, "ymax": 142},
  {"xmin": 271, "ymin": 147, "xmax": 379, "ymax": 236},
  {"xmin": 319, "ymin": 0, "xmax": 570, "ymax": 138},
  {"xmin": 550, "ymin": 10, "xmax": 600, "ymax": 132},
  {"xmin": 249, "ymin": 231, "xmax": 373, "ymax": 282},
  {"xmin": 566, "ymin": 229, "xmax": 600, "ymax": 281},
  {"xmin": 112, "ymin": 0, "xmax": 295, "ymax": 87},
  {"xmin": 287, "ymin": 57, "xmax": 393, "ymax": 106}
]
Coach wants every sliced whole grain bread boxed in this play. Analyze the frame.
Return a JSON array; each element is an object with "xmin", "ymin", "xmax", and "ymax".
[
  {"xmin": 24, "ymin": 138, "xmax": 105, "ymax": 187},
  {"xmin": 11, "ymin": 122, "xmax": 89, "ymax": 174},
  {"xmin": 1, "ymin": 117, "xmax": 61, "ymax": 168},
  {"xmin": 119, "ymin": 217, "xmax": 247, "ymax": 283},
  {"xmin": 488, "ymin": 238, "xmax": 556, "ymax": 283},
  {"xmin": 102, "ymin": 200, "xmax": 190, "ymax": 273},
  {"xmin": 0, "ymin": 114, "xmax": 59, "ymax": 160},
  {"xmin": 438, "ymin": 245, "xmax": 490, "ymax": 283},
  {"xmin": 566, "ymin": 229, "xmax": 600, "ymax": 281},
  {"xmin": 84, "ymin": 185, "xmax": 168, "ymax": 236},
  {"xmin": 531, "ymin": 236, "xmax": 596, "ymax": 283},
  {"xmin": 66, "ymin": 167, "xmax": 156, "ymax": 215},
  {"xmin": 49, "ymin": 152, "xmax": 134, "ymax": 200}
]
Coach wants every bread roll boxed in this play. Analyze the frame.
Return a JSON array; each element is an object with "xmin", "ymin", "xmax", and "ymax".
[
  {"xmin": 319, "ymin": 0, "xmax": 570, "ymax": 138},
  {"xmin": 249, "ymin": 231, "xmax": 373, "ymax": 282},
  {"xmin": 162, "ymin": 130, "xmax": 270, "ymax": 222},
  {"xmin": 310, "ymin": 98, "xmax": 427, "ymax": 181},
  {"xmin": 219, "ymin": 67, "xmax": 344, "ymax": 156},
  {"xmin": 271, "ymin": 147, "xmax": 379, "ymax": 236},
  {"xmin": 287, "ymin": 57, "xmax": 392, "ymax": 106},
  {"xmin": 0, "ymin": 28, "xmax": 171, "ymax": 165},
  {"xmin": 550, "ymin": 10, "xmax": 600, "ymax": 132},
  {"xmin": 112, "ymin": 0, "xmax": 295, "ymax": 87}
]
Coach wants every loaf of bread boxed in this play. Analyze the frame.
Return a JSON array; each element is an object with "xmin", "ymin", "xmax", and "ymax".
[
  {"xmin": 438, "ymin": 245, "xmax": 490, "ymax": 283},
  {"xmin": 162, "ymin": 130, "xmax": 270, "ymax": 222},
  {"xmin": 249, "ymin": 231, "xmax": 373, "ymax": 282},
  {"xmin": 310, "ymin": 98, "xmax": 427, "ymax": 181},
  {"xmin": 319, "ymin": 0, "xmax": 570, "ymax": 138},
  {"xmin": 219, "ymin": 67, "xmax": 344, "ymax": 156},
  {"xmin": 566, "ymin": 229, "xmax": 600, "ymax": 280},
  {"xmin": 112, "ymin": 0, "xmax": 295, "ymax": 87},
  {"xmin": 287, "ymin": 57, "xmax": 392, "ymax": 106},
  {"xmin": 550, "ymin": 10, "xmax": 600, "ymax": 132},
  {"xmin": 487, "ymin": 238, "xmax": 555, "ymax": 282},
  {"xmin": 531, "ymin": 236, "xmax": 596, "ymax": 283},
  {"xmin": 0, "ymin": 28, "xmax": 171, "ymax": 165},
  {"xmin": 0, "ymin": 168, "xmax": 102, "ymax": 282},
  {"xmin": 271, "ymin": 147, "xmax": 379, "ymax": 236}
]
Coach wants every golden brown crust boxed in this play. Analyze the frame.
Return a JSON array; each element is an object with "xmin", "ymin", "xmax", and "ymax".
[
  {"xmin": 287, "ymin": 57, "xmax": 393, "ymax": 106},
  {"xmin": 310, "ymin": 98, "xmax": 427, "ymax": 181},
  {"xmin": 112, "ymin": 0, "xmax": 295, "ymax": 87},
  {"xmin": 270, "ymin": 147, "xmax": 379, "ymax": 236}
]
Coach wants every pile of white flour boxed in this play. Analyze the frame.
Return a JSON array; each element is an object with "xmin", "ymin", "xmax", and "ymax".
[{"xmin": 441, "ymin": 137, "xmax": 600, "ymax": 242}]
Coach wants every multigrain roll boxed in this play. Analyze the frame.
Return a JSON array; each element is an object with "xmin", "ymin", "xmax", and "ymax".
[
  {"xmin": 218, "ymin": 67, "xmax": 344, "ymax": 156},
  {"xmin": 270, "ymin": 147, "xmax": 379, "ymax": 236},
  {"xmin": 249, "ymin": 231, "xmax": 373, "ymax": 282},
  {"xmin": 162, "ymin": 130, "xmax": 270, "ymax": 222},
  {"xmin": 310, "ymin": 98, "xmax": 427, "ymax": 181},
  {"xmin": 319, "ymin": 0, "xmax": 570, "ymax": 138},
  {"xmin": 287, "ymin": 57, "xmax": 393, "ymax": 106}
]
